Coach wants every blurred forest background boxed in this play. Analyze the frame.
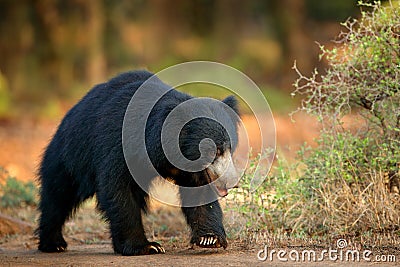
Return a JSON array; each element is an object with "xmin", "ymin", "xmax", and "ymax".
[
  {"xmin": 0, "ymin": 1, "xmax": 399, "ymax": 257},
  {"xmin": 0, "ymin": 0, "xmax": 374, "ymax": 119}
]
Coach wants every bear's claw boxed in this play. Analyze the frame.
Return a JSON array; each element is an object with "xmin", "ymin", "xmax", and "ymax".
[
  {"xmin": 196, "ymin": 233, "xmax": 226, "ymax": 249},
  {"xmin": 122, "ymin": 242, "xmax": 165, "ymax": 256},
  {"xmin": 38, "ymin": 239, "xmax": 67, "ymax": 253},
  {"xmin": 146, "ymin": 242, "xmax": 166, "ymax": 254}
]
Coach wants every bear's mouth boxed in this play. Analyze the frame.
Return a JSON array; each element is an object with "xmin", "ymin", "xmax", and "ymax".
[
  {"xmin": 213, "ymin": 185, "xmax": 228, "ymax": 197},
  {"xmin": 205, "ymin": 169, "xmax": 228, "ymax": 197}
]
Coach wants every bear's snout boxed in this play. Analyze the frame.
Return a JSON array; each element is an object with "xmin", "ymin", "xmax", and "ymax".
[{"xmin": 206, "ymin": 150, "xmax": 239, "ymax": 197}]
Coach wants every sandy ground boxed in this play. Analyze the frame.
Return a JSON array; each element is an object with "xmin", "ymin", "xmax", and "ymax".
[{"xmin": 1, "ymin": 238, "xmax": 398, "ymax": 266}]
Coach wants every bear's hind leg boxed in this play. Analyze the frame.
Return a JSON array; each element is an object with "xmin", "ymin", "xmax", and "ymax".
[
  {"xmin": 96, "ymin": 181, "xmax": 165, "ymax": 256},
  {"xmin": 37, "ymin": 162, "xmax": 93, "ymax": 252}
]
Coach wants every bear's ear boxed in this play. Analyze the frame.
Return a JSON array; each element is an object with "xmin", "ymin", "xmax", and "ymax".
[{"xmin": 222, "ymin": 95, "xmax": 240, "ymax": 115}]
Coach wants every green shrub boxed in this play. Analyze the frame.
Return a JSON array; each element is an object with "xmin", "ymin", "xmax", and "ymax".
[
  {"xmin": 0, "ymin": 167, "xmax": 37, "ymax": 208},
  {"xmin": 292, "ymin": 0, "xmax": 399, "ymax": 187},
  {"xmin": 226, "ymin": 1, "xmax": 400, "ymax": 239},
  {"xmin": 290, "ymin": 0, "xmax": 400, "ymax": 234}
]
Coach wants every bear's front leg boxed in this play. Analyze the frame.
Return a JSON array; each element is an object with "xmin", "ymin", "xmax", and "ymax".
[
  {"xmin": 96, "ymin": 179, "xmax": 165, "ymax": 256},
  {"xmin": 182, "ymin": 200, "xmax": 228, "ymax": 249}
]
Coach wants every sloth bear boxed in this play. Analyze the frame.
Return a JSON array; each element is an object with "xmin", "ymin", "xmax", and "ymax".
[{"xmin": 37, "ymin": 70, "xmax": 240, "ymax": 256}]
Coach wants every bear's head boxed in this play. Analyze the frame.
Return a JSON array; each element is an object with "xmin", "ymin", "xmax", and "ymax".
[{"xmin": 168, "ymin": 95, "xmax": 241, "ymax": 197}]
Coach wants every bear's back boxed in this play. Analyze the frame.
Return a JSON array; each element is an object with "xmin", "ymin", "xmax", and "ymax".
[{"xmin": 47, "ymin": 71, "xmax": 156, "ymax": 177}]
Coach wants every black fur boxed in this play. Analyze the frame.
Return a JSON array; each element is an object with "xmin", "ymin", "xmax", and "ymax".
[{"xmin": 37, "ymin": 70, "xmax": 239, "ymax": 255}]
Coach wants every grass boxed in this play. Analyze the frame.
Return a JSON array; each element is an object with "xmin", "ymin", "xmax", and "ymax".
[
  {"xmin": 0, "ymin": 168, "xmax": 37, "ymax": 208},
  {"xmin": 222, "ymin": 150, "xmax": 400, "ymax": 250}
]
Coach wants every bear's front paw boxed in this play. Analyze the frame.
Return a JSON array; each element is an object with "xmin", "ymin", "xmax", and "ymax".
[
  {"xmin": 122, "ymin": 242, "xmax": 165, "ymax": 256},
  {"xmin": 195, "ymin": 233, "xmax": 227, "ymax": 249}
]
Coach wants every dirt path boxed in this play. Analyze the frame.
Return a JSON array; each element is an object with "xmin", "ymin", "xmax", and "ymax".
[
  {"xmin": 1, "ymin": 242, "xmax": 398, "ymax": 266},
  {"xmin": 1, "ymin": 207, "xmax": 397, "ymax": 266},
  {"xmin": 1, "ymin": 244, "xmax": 257, "ymax": 267},
  {"xmin": 0, "ymin": 203, "xmax": 398, "ymax": 266}
]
